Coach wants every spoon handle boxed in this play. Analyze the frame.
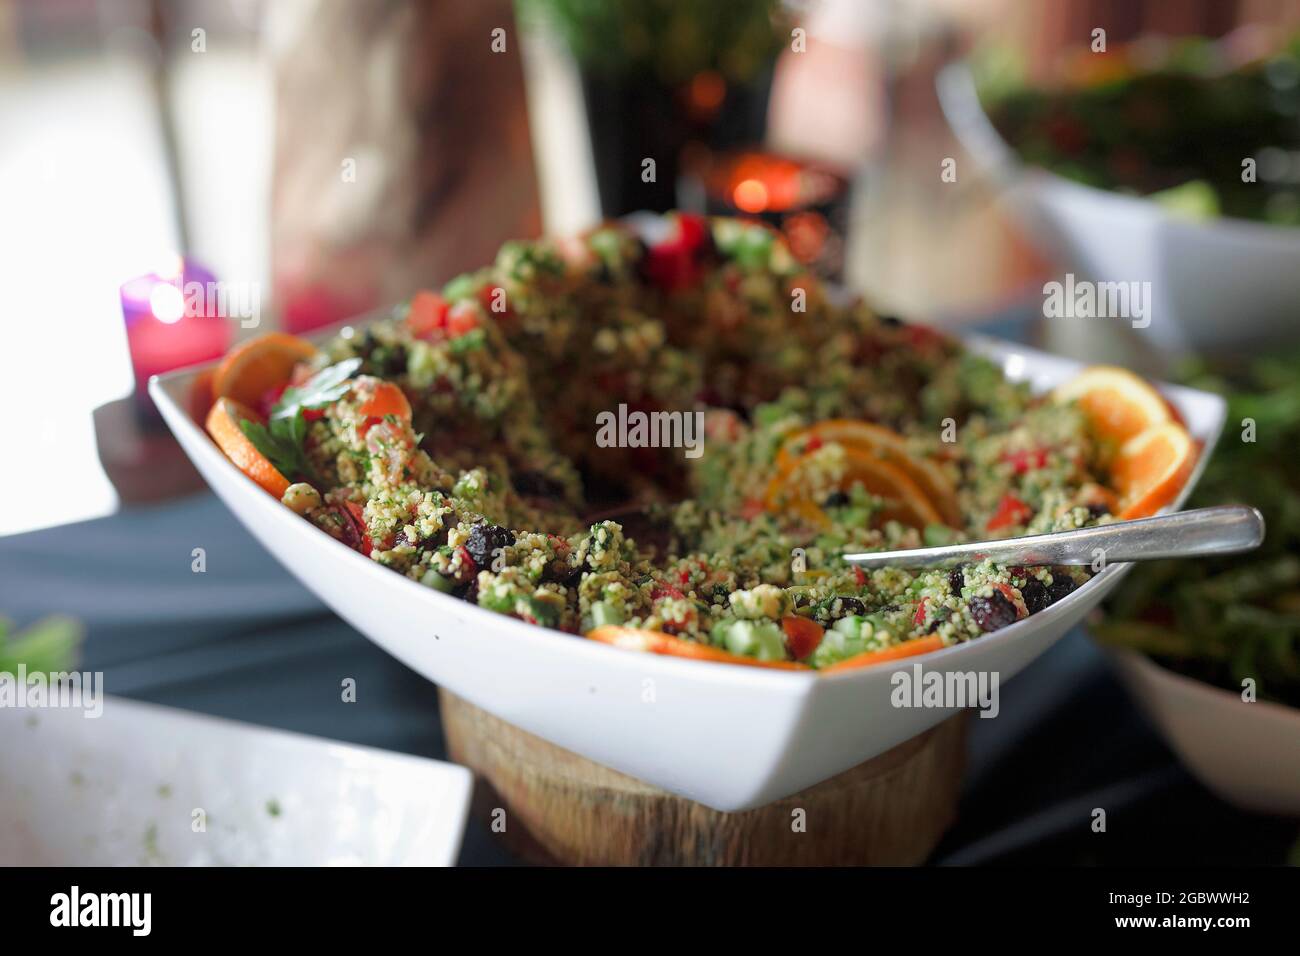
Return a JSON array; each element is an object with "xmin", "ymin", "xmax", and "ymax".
[{"xmin": 842, "ymin": 505, "xmax": 1265, "ymax": 570}]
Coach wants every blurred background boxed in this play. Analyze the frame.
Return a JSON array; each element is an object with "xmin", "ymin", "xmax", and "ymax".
[
  {"xmin": 2, "ymin": 0, "xmax": 1298, "ymax": 534},
  {"xmin": 3, "ymin": 0, "xmax": 1300, "ymax": 866}
]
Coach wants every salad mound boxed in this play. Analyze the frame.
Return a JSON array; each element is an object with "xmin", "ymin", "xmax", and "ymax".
[{"xmin": 200, "ymin": 214, "xmax": 1194, "ymax": 670}]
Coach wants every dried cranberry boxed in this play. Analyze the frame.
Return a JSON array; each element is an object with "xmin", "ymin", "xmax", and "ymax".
[{"xmin": 969, "ymin": 590, "xmax": 1020, "ymax": 633}]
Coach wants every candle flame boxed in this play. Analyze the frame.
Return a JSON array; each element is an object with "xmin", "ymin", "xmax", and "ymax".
[
  {"xmin": 733, "ymin": 178, "xmax": 768, "ymax": 214},
  {"xmin": 149, "ymin": 283, "xmax": 186, "ymax": 324}
]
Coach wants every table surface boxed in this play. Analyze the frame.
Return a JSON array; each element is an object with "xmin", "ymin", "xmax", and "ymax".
[{"xmin": 3, "ymin": 495, "xmax": 1296, "ymax": 866}]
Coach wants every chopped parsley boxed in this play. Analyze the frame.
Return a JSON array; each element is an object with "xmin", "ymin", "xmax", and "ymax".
[{"xmin": 240, "ymin": 358, "xmax": 362, "ymax": 485}]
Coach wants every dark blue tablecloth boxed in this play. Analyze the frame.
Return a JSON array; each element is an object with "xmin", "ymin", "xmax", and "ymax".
[{"xmin": 2, "ymin": 491, "xmax": 1293, "ymax": 865}]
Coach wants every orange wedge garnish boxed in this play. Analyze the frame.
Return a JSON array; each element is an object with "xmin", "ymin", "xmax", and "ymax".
[
  {"xmin": 587, "ymin": 626, "xmax": 808, "ymax": 670},
  {"xmin": 1110, "ymin": 422, "xmax": 1198, "ymax": 519},
  {"xmin": 211, "ymin": 333, "xmax": 319, "ymax": 407},
  {"xmin": 189, "ymin": 368, "xmax": 216, "ymax": 424},
  {"xmin": 205, "ymin": 397, "xmax": 291, "ymax": 498},
  {"xmin": 767, "ymin": 445, "xmax": 945, "ymax": 531},
  {"xmin": 1052, "ymin": 366, "xmax": 1172, "ymax": 450},
  {"xmin": 774, "ymin": 420, "xmax": 961, "ymax": 526}
]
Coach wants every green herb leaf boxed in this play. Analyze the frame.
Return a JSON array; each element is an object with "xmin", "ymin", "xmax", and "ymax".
[
  {"xmin": 238, "ymin": 358, "xmax": 362, "ymax": 486},
  {"xmin": 271, "ymin": 358, "xmax": 362, "ymax": 422},
  {"xmin": 239, "ymin": 418, "xmax": 310, "ymax": 482}
]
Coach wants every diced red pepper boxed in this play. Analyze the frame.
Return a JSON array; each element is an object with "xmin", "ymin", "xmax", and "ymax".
[
  {"xmin": 257, "ymin": 383, "xmax": 288, "ymax": 419},
  {"xmin": 477, "ymin": 283, "xmax": 511, "ymax": 318},
  {"xmin": 357, "ymin": 381, "xmax": 412, "ymax": 422},
  {"xmin": 406, "ymin": 290, "xmax": 449, "ymax": 340},
  {"xmin": 987, "ymin": 494, "xmax": 1033, "ymax": 532},
  {"xmin": 642, "ymin": 213, "xmax": 709, "ymax": 292},
  {"xmin": 446, "ymin": 301, "xmax": 481, "ymax": 338},
  {"xmin": 805, "ymin": 435, "xmax": 823, "ymax": 453},
  {"xmin": 739, "ymin": 498, "xmax": 765, "ymax": 521},
  {"xmin": 457, "ymin": 545, "xmax": 477, "ymax": 574},
  {"xmin": 1001, "ymin": 448, "xmax": 1049, "ymax": 475},
  {"xmin": 651, "ymin": 584, "xmax": 686, "ymax": 602},
  {"xmin": 340, "ymin": 500, "xmax": 372, "ymax": 555},
  {"xmin": 781, "ymin": 615, "xmax": 824, "ymax": 661},
  {"xmin": 903, "ymin": 324, "xmax": 947, "ymax": 351},
  {"xmin": 853, "ymin": 566, "xmax": 868, "ymax": 587},
  {"xmin": 913, "ymin": 597, "xmax": 929, "ymax": 627}
]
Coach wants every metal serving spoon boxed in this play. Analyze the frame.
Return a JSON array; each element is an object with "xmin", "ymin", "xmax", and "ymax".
[{"xmin": 843, "ymin": 505, "xmax": 1265, "ymax": 570}]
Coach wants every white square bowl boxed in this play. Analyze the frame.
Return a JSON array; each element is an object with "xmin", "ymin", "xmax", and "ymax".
[
  {"xmin": 937, "ymin": 63, "xmax": 1300, "ymax": 354},
  {"xmin": 150, "ymin": 334, "xmax": 1225, "ymax": 811},
  {"xmin": 0, "ymin": 696, "xmax": 472, "ymax": 866}
]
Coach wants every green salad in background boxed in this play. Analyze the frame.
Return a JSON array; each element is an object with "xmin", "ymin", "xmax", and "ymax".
[
  {"xmin": 981, "ymin": 35, "xmax": 1300, "ymax": 226},
  {"xmin": 0, "ymin": 615, "xmax": 83, "ymax": 675},
  {"xmin": 1094, "ymin": 350, "xmax": 1300, "ymax": 707}
]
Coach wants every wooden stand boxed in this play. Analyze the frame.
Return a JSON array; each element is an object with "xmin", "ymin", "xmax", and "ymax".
[{"xmin": 439, "ymin": 691, "xmax": 967, "ymax": 866}]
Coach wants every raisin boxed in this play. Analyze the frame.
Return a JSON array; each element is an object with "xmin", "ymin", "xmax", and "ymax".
[
  {"xmin": 1048, "ymin": 575, "xmax": 1078, "ymax": 603},
  {"xmin": 948, "ymin": 567, "xmax": 965, "ymax": 593},
  {"xmin": 969, "ymin": 590, "xmax": 1019, "ymax": 632},
  {"xmin": 466, "ymin": 523, "xmax": 514, "ymax": 570},
  {"xmin": 821, "ymin": 490, "xmax": 850, "ymax": 509},
  {"xmin": 1019, "ymin": 579, "xmax": 1051, "ymax": 615},
  {"xmin": 832, "ymin": 596, "xmax": 867, "ymax": 618}
]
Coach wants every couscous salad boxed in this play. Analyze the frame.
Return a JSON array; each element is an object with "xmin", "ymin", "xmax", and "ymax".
[{"xmin": 199, "ymin": 214, "xmax": 1196, "ymax": 671}]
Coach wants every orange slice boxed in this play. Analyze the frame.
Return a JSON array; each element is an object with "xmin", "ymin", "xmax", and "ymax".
[
  {"xmin": 587, "ymin": 626, "xmax": 808, "ymax": 670},
  {"xmin": 820, "ymin": 635, "xmax": 946, "ymax": 673},
  {"xmin": 767, "ymin": 446, "xmax": 945, "ymax": 531},
  {"xmin": 205, "ymin": 397, "xmax": 291, "ymax": 498},
  {"xmin": 1110, "ymin": 422, "xmax": 1198, "ymax": 519},
  {"xmin": 1052, "ymin": 366, "xmax": 1172, "ymax": 450},
  {"xmin": 189, "ymin": 368, "xmax": 216, "ymax": 424},
  {"xmin": 211, "ymin": 333, "xmax": 319, "ymax": 407},
  {"xmin": 774, "ymin": 420, "xmax": 960, "ymax": 526}
]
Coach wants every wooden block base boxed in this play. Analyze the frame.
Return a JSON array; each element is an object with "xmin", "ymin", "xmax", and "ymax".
[{"xmin": 439, "ymin": 690, "xmax": 967, "ymax": 866}]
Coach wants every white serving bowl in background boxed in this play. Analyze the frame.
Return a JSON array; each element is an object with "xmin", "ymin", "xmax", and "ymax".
[
  {"xmin": 938, "ymin": 64, "xmax": 1300, "ymax": 355},
  {"xmin": 151, "ymin": 334, "xmax": 1224, "ymax": 812},
  {"xmin": 1105, "ymin": 647, "xmax": 1300, "ymax": 816},
  {"xmin": 0, "ymin": 696, "xmax": 472, "ymax": 866}
]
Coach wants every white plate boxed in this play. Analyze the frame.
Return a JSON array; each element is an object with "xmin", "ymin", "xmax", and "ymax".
[
  {"xmin": 938, "ymin": 64, "xmax": 1300, "ymax": 354},
  {"xmin": 1105, "ymin": 647, "xmax": 1300, "ymax": 816},
  {"xmin": 0, "ymin": 696, "xmax": 472, "ymax": 865},
  {"xmin": 151, "ymin": 334, "xmax": 1224, "ymax": 811}
]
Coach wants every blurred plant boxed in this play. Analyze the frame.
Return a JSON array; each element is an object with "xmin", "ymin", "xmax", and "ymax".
[
  {"xmin": 0, "ymin": 615, "xmax": 85, "ymax": 675},
  {"xmin": 1094, "ymin": 349, "xmax": 1300, "ymax": 706},
  {"xmin": 519, "ymin": 0, "xmax": 787, "ymax": 86}
]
